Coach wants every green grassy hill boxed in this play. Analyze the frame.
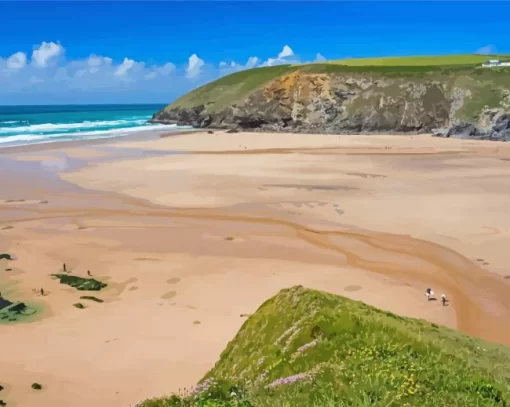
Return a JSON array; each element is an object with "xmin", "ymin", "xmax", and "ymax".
[
  {"xmin": 328, "ymin": 54, "xmax": 510, "ymax": 66},
  {"xmin": 163, "ymin": 54, "xmax": 510, "ymax": 114},
  {"xmin": 169, "ymin": 65, "xmax": 296, "ymax": 112},
  {"xmin": 140, "ymin": 286, "xmax": 510, "ymax": 407}
]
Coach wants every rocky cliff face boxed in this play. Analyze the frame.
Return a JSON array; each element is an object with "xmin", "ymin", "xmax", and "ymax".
[{"xmin": 151, "ymin": 68, "xmax": 510, "ymax": 141}]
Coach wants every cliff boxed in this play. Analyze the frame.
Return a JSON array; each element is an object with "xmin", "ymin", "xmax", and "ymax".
[
  {"xmin": 140, "ymin": 286, "xmax": 510, "ymax": 406},
  {"xmin": 150, "ymin": 57, "xmax": 510, "ymax": 141}
]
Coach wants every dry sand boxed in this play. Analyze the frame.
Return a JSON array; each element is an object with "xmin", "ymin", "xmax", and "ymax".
[{"xmin": 1, "ymin": 131, "xmax": 509, "ymax": 407}]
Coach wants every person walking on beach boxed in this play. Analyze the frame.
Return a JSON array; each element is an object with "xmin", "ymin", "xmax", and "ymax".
[
  {"xmin": 40, "ymin": 288, "xmax": 44, "ymax": 296},
  {"xmin": 63, "ymin": 263, "xmax": 67, "ymax": 273},
  {"xmin": 87, "ymin": 270, "xmax": 92, "ymax": 276},
  {"xmin": 441, "ymin": 293, "xmax": 447, "ymax": 306},
  {"xmin": 425, "ymin": 288, "xmax": 434, "ymax": 301}
]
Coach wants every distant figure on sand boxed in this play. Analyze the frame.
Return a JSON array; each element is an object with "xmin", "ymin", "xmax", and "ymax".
[
  {"xmin": 87, "ymin": 270, "xmax": 92, "ymax": 276},
  {"xmin": 425, "ymin": 288, "xmax": 434, "ymax": 300},
  {"xmin": 441, "ymin": 293, "xmax": 447, "ymax": 306},
  {"xmin": 63, "ymin": 263, "xmax": 67, "ymax": 273},
  {"xmin": 40, "ymin": 288, "xmax": 44, "ymax": 296}
]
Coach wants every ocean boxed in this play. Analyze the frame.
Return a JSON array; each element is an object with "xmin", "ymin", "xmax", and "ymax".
[{"xmin": 0, "ymin": 104, "xmax": 183, "ymax": 148}]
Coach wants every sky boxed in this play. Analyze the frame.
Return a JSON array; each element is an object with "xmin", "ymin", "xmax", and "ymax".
[{"xmin": 0, "ymin": 1, "xmax": 509, "ymax": 105}]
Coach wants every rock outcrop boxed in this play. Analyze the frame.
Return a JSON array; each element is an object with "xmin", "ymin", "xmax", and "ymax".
[
  {"xmin": 151, "ymin": 65, "xmax": 510, "ymax": 141},
  {"xmin": 432, "ymin": 108, "xmax": 510, "ymax": 141}
]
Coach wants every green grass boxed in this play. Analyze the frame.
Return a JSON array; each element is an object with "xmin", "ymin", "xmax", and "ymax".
[
  {"xmin": 168, "ymin": 65, "xmax": 297, "ymax": 112},
  {"xmin": 0, "ymin": 253, "xmax": 12, "ymax": 261},
  {"xmin": 80, "ymin": 295, "xmax": 104, "ymax": 303},
  {"xmin": 52, "ymin": 274, "xmax": 107, "ymax": 291},
  {"xmin": 0, "ymin": 301, "xmax": 39, "ymax": 324},
  {"xmin": 140, "ymin": 286, "xmax": 510, "ymax": 407},
  {"xmin": 73, "ymin": 303, "xmax": 85, "ymax": 309},
  {"xmin": 31, "ymin": 383, "xmax": 42, "ymax": 390},
  {"xmin": 328, "ymin": 54, "xmax": 510, "ymax": 67}
]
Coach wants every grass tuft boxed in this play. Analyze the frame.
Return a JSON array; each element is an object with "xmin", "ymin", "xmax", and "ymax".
[
  {"xmin": 139, "ymin": 286, "xmax": 510, "ymax": 407},
  {"xmin": 52, "ymin": 274, "xmax": 107, "ymax": 291},
  {"xmin": 80, "ymin": 295, "xmax": 104, "ymax": 303}
]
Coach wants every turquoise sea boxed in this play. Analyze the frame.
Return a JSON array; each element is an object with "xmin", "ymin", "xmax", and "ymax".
[{"xmin": 0, "ymin": 104, "xmax": 183, "ymax": 148}]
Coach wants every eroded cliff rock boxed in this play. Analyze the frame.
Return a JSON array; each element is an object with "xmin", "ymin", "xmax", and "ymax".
[{"xmin": 151, "ymin": 66, "xmax": 510, "ymax": 140}]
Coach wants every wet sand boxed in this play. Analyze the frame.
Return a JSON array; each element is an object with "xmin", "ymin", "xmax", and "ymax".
[{"xmin": 1, "ymin": 131, "xmax": 509, "ymax": 407}]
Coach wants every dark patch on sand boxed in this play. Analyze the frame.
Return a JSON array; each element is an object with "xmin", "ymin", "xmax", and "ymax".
[
  {"xmin": 347, "ymin": 172, "xmax": 386, "ymax": 179},
  {"xmin": 133, "ymin": 257, "xmax": 162, "ymax": 262},
  {"xmin": 1, "ymin": 226, "xmax": 14, "ymax": 230},
  {"xmin": 167, "ymin": 277, "xmax": 181, "ymax": 284},
  {"xmin": 264, "ymin": 184, "xmax": 359, "ymax": 192},
  {"xmin": 344, "ymin": 285, "xmax": 362, "ymax": 292},
  {"xmin": 161, "ymin": 291, "xmax": 177, "ymax": 300}
]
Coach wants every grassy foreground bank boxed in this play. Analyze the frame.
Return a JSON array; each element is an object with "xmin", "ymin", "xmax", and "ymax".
[{"xmin": 140, "ymin": 286, "xmax": 510, "ymax": 406}]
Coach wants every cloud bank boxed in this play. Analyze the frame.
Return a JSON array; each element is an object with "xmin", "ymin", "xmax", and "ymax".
[
  {"xmin": 475, "ymin": 44, "xmax": 497, "ymax": 55},
  {"xmin": 0, "ymin": 43, "xmax": 325, "ymax": 104}
]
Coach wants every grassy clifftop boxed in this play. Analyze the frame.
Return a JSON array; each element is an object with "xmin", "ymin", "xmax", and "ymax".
[
  {"xmin": 328, "ymin": 54, "xmax": 510, "ymax": 66},
  {"xmin": 163, "ymin": 54, "xmax": 510, "ymax": 114},
  {"xmin": 140, "ymin": 286, "xmax": 510, "ymax": 407}
]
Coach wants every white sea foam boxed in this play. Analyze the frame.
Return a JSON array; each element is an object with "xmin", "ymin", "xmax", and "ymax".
[
  {"xmin": 0, "ymin": 118, "xmax": 150, "ymax": 134},
  {"xmin": 0, "ymin": 123, "xmax": 181, "ymax": 147},
  {"xmin": 0, "ymin": 120, "xmax": 25, "ymax": 124}
]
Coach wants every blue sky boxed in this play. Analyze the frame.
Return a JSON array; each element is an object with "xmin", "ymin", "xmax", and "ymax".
[{"xmin": 0, "ymin": 1, "xmax": 508, "ymax": 105}]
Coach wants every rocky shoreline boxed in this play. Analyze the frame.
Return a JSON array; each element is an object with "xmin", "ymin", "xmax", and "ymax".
[{"xmin": 150, "ymin": 109, "xmax": 510, "ymax": 141}]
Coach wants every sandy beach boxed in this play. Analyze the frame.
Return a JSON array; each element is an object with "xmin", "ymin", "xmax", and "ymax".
[{"xmin": 1, "ymin": 130, "xmax": 510, "ymax": 407}]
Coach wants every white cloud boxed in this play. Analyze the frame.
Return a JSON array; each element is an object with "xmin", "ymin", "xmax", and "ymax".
[
  {"xmin": 87, "ymin": 55, "xmax": 112, "ymax": 73},
  {"xmin": 475, "ymin": 44, "xmax": 497, "ymax": 55},
  {"xmin": 156, "ymin": 62, "xmax": 175, "ymax": 76},
  {"xmin": 315, "ymin": 53, "xmax": 326, "ymax": 62},
  {"xmin": 115, "ymin": 58, "xmax": 136, "ymax": 77},
  {"xmin": 0, "ymin": 42, "xmax": 325, "ymax": 104},
  {"xmin": 278, "ymin": 45, "xmax": 294, "ymax": 59},
  {"xmin": 186, "ymin": 54, "xmax": 205, "ymax": 79},
  {"xmin": 7, "ymin": 52, "xmax": 27, "ymax": 70},
  {"xmin": 246, "ymin": 56, "xmax": 259, "ymax": 69},
  {"xmin": 263, "ymin": 45, "xmax": 299, "ymax": 66},
  {"xmin": 219, "ymin": 56, "xmax": 260, "ymax": 73},
  {"xmin": 32, "ymin": 41, "xmax": 64, "ymax": 68},
  {"xmin": 144, "ymin": 71, "xmax": 158, "ymax": 80}
]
